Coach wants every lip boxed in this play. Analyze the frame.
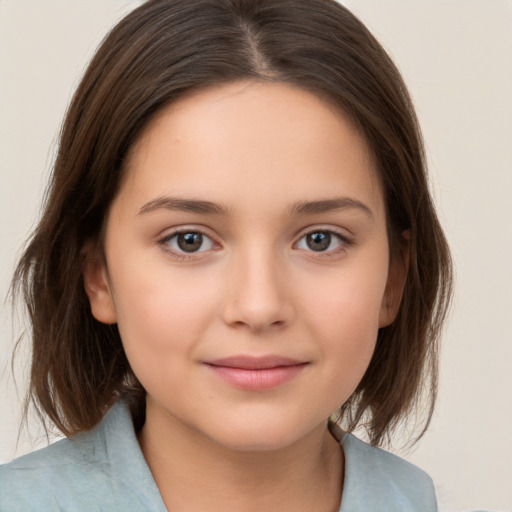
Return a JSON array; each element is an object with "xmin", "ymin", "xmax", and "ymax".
[{"xmin": 203, "ymin": 356, "xmax": 309, "ymax": 391}]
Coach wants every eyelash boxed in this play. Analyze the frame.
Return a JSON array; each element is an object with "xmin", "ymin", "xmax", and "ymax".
[
  {"xmin": 158, "ymin": 228, "xmax": 218, "ymax": 261},
  {"xmin": 158, "ymin": 227, "xmax": 352, "ymax": 261},
  {"xmin": 294, "ymin": 229, "xmax": 351, "ymax": 258}
]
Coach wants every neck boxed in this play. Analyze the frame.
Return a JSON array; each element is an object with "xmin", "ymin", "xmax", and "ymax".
[{"xmin": 138, "ymin": 401, "xmax": 344, "ymax": 512}]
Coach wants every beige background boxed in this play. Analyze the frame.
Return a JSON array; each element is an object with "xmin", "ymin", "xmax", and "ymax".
[{"xmin": 1, "ymin": 1, "xmax": 511, "ymax": 510}]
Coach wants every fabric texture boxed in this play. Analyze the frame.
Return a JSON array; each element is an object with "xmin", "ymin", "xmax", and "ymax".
[{"xmin": 0, "ymin": 401, "xmax": 437, "ymax": 511}]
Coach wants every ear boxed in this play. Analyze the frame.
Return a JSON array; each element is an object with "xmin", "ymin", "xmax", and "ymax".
[
  {"xmin": 379, "ymin": 233, "xmax": 410, "ymax": 328},
  {"xmin": 82, "ymin": 245, "xmax": 117, "ymax": 325}
]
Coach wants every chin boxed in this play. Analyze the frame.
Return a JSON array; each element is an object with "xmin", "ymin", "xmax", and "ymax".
[
  {"xmin": 214, "ymin": 434, "xmax": 299, "ymax": 453},
  {"xmin": 203, "ymin": 416, "xmax": 319, "ymax": 453}
]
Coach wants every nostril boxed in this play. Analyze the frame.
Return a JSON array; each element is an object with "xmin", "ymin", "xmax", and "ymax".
[
  {"xmin": 222, "ymin": 296, "xmax": 294, "ymax": 331},
  {"xmin": 221, "ymin": 260, "xmax": 295, "ymax": 330}
]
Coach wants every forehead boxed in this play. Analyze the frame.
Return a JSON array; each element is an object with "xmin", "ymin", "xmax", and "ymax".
[{"xmin": 120, "ymin": 80, "xmax": 384, "ymax": 216}]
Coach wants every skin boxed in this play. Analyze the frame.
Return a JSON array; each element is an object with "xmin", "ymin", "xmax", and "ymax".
[{"xmin": 84, "ymin": 80, "xmax": 406, "ymax": 512}]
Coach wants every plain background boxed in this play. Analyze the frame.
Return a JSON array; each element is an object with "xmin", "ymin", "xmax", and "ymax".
[{"xmin": 1, "ymin": 1, "xmax": 511, "ymax": 510}]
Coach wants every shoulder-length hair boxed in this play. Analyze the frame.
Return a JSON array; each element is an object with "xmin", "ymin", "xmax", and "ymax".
[{"xmin": 13, "ymin": 0, "xmax": 452, "ymax": 446}]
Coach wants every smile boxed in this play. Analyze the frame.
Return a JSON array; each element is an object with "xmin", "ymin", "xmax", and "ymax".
[{"xmin": 203, "ymin": 356, "xmax": 309, "ymax": 391}]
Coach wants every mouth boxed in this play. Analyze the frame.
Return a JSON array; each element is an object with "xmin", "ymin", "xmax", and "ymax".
[{"xmin": 203, "ymin": 356, "xmax": 309, "ymax": 391}]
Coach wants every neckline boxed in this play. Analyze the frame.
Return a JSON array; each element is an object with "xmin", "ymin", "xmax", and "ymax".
[{"xmin": 100, "ymin": 400, "xmax": 376, "ymax": 512}]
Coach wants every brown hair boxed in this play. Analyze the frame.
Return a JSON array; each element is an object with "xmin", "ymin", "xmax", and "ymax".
[{"xmin": 12, "ymin": 0, "xmax": 452, "ymax": 446}]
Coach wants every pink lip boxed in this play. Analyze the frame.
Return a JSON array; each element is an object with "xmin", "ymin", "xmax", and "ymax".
[{"xmin": 203, "ymin": 356, "xmax": 309, "ymax": 391}]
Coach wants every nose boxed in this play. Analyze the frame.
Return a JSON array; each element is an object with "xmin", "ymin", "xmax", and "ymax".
[{"xmin": 221, "ymin": 247, "xmax": 295, "ymax": 332}]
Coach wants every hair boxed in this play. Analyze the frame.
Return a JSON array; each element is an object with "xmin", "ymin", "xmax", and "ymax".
[{"xmin": 12, "ymin": 0, "xmax": 452, "ymax": 446}]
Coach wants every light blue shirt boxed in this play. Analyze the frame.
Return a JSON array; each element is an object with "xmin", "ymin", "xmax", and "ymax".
[{"xmin": 0, "ymin": 401, "xmax": 437, "ymax": 511}]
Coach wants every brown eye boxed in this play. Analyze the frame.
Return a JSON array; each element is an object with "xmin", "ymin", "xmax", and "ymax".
[
  {"xmin": 305, "ymin": 232, "xmax": 331, "ymax": 251},
  {"xmin": 164, "ymin": 231, "xmax": 215, "ymax": 254},
  {"xmin": 177, "ymin": 232, "xmax": 204, "ymax": 252},
  {"xmin": 296, "ymin": 230, "xmax": 346, "ymax": 253}
]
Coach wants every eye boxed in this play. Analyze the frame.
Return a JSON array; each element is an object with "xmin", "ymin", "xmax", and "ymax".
[
  {"xmin": 295, "ymin": 230, "xmax": 346, "ymax": 253},
  {"xmin": 163, "ymin": 231, "xmax": 215, "ymax": 254}
]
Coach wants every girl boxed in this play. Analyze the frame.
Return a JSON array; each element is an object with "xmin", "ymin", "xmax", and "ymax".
[{"xmin": 1, "ymin": 0, "xmax": 452, "ymax": 510}]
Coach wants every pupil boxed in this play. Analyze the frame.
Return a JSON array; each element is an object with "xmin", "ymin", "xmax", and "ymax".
[
  {"xmin": 306, "ymin": 232, "xmax": 330, "ymax": 251},
  {"xmin": 177, "ymin": 233, "xmax": 203, "ymax": 252}
]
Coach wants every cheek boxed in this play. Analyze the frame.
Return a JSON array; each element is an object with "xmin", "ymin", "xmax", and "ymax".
[
  {"xmin": 108, "ymin": 261, "xmax": 221, "ymax": 386},
  {"xmin": 298, "ymin": 260, "xmax": 388, "ymax": 395},
  {"xmin": 300, "ymin": 256, "xmax": 388, "ymax": 334}
]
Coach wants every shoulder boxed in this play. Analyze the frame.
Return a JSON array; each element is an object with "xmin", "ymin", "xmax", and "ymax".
[
  {"xmin": 0, "ymin": 401, "xmax": 165, "ymax": 512},
  {"xmin": 0, "ymin": 422, "xmax": 115, "ymax": 511},
  {"xmin": 340, "ymin": 433, "xmax": 437, "ymax": 512}
]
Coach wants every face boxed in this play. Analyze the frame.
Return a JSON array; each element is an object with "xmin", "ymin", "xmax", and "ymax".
[{"xmin": 84, "ymin": 80, "xmax": 405, "ymax": 452}]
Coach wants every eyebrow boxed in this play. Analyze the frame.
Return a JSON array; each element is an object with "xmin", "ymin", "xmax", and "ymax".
[
  {"xmin": 289, "ymin": 197, "xmax": 374, "ymax": 219},
  {"xmin": 138, "ymin": 195, "xmax": 373, "ymax": 219},
  {"xmin": 138, "ymin": 196, "xmax": 229, "ymax": 216}
]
